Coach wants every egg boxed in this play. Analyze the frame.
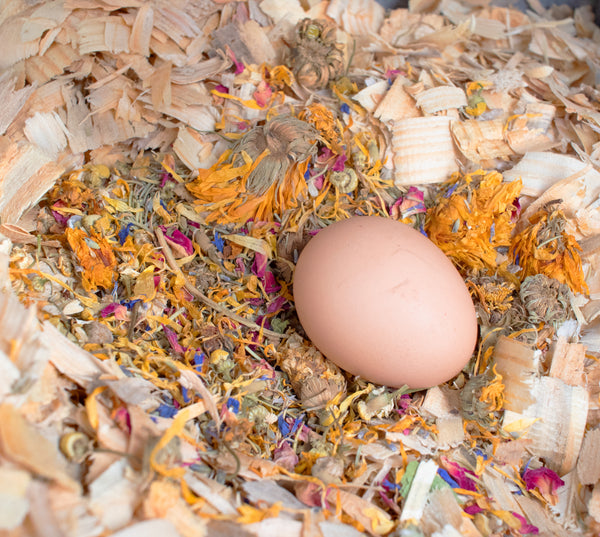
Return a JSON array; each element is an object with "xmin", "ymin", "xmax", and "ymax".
[{"xmin": 292, "ymin": 216, "xmax": 478, "ymax": 389}]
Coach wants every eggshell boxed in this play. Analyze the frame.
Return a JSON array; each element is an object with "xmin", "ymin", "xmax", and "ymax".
[{"xmin": 292, "ymin": 216, "xmax": 478, "ymax": 389}]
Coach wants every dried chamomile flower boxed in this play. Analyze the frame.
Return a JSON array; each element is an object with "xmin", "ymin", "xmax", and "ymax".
[
  {"xmin": 290, "ymin": 18, "xmax": 345, "ymax": 90},
  {"xmin": 329, "ymin": 168, "xmax": 358, "ymax": 194},
  {"xmin": 60, "ymin": 431, "xmax": 92, "ymax": 463},
  {"xmin": 520, "ymin": 274, "xmax": 572, "ymax": 327},
  {"xmin": 356, "ymin": 386, "xmax": 405, "ymax": 421}
]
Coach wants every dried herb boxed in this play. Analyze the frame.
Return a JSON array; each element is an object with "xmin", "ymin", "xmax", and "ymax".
[{"xmin": 290, "ymin": 19, "xmax": 346, "ymax": 90}]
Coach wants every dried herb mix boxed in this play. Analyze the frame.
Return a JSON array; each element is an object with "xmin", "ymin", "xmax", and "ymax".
[{"xmin": 1, "ymin": 0, "xmax": 600, "ymax": 536}]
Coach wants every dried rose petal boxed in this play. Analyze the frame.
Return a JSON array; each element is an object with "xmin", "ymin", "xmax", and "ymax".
[{"xmin": 522, "ymin": 467, "xmax": 564, "ymax": 505}]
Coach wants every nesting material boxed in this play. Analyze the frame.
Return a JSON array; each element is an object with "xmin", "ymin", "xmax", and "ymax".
[
  {"xmin": 2, "ymin": 0, "xmax": 600, "ymax": 535},
  {"xmin": 415, "ymin": 86, "xmax": 467, "ymax": 115},
  {"xmin": 451, "ymin": 119, "xmax": 514, "ymax": 163},
  {"xmin": 391, "ymin": 116, "xmax": 459, "ymax": 185},
  {"xmin": 494, "ymin": 337, "xmax": 588, "ymax": 475}
]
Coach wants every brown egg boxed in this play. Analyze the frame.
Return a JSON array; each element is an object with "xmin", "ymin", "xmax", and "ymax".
[{"xmin": 292, "ymin": 216, "xmax": 478, "ymax": 389}]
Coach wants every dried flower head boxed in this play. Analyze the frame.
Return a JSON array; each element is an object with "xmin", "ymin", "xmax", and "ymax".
[
  {"xmin": 59, "ymin": 431, "xmax": 92, "ymax": 463},
  {"xmin": 519, "ymin": 274, "xmax": 571, "ymax": 327},
  {"xmin": 231, "ymin": 114, "xmax": 318, "ymax": 195},
  {"xmin": 291, "ymin": 18, "xmax": 345, "ymax": 90},
  {"xmin": 186, "ymin": 114, "xmax": 318, "ymax": 224},
  {"xmin": 329, "ymin": 168, "xmax": 358, "ymax": 194},
  {"xmin": 510, "ymin": 205, "xmax": 588, "ymax": 295},
  {"xmin": 425, "ymin": 170, "xmax": 522, "ymax": 274},
  {"xmin": 467, "ymin": 274, "xmax": 527, "ymax": 329},
  {"xmin": 460, "ymin": 366, "xmax": 504, "ymax": 426},
  {"xmin": 277, "ymin": 333, "xmax": 346, "ymax": 410}
]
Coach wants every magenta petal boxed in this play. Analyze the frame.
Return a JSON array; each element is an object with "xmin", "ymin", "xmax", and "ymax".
[
  {"xmin": 511, "ymin": 197, "xmax": 522, "ymax": 222},
  {"xmin": 512, "ymin": 512, "xmax": 539, "ymax": 535},
  {"xmin": 522, "ymin": 467, "xmax": 564, "ymax": 491},
  {"xmin": 263, "ymin": 271, "xmax": 281, "ymax": 294},
  {"xmin": 252, "ymin": 252, "xmax": 268, "ymax": 279},
  {"xmin": 163, "ymin": 325, "xmax": 186, "ymax": 354},
  {"xmin": 162, "ymin": 228, "xmax": 194, "ymax": 255},
  {"xmin": 407, "ymin": 185, "xmax": 425, "ymax": 202},
  {"xmin": 332, "ymin": 154, "xmax": 347, "ymax": 172},
  {"xmin": 267, "ymin": 295, "xmax": 287, "ymax": 314},
  {"xmin": 441, "ymin": 457, "xmax": 478, "ymax": 491},
  {"xmin": 100, "ymin": 303, "xmax": 128, "ymax": 319},
  {"xmin": 463, "ymin": 504, "xmax": 483, "ymax": 515},
  {"xmin": 253, "ymin": 315, "xmax": 271, "ymax": 331},
  {"xmin": 522, "ymin": 467, "xmax": 564, "ymax": 505}
]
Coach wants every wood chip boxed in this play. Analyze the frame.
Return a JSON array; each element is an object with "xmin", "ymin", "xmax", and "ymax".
[
  {"xmin": 391, "ymin": 116, "xmax": 459, "ymax": 185},
  {"xmin": 577, "ymin": 427, "xmax": 600, "ymax": 486}
]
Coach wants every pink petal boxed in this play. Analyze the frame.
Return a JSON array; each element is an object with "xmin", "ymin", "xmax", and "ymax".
[
  {"xmin": 273, "ymin": 442, "xmax": 299, "ymax": 472},
  {"xmin": 440, "ymin": 457, "xmax": 478, "ymax": 491},
  {"xmin": 266, "ymin": 295, "xmax": 287, "ymax": 314},
  {"xmin": 163, "ymin": 325, "xmax": 186, "ymax": 354},
  {"xmin": 263, "ymin": 271, "xmax": 281, "ymax": 294},
  {"xmin": 161, "ymin": 227, "xmax": 194, "ymax": 255},
  {"xmin": 522, "ymin": 467, "xmax": 564, "ymax": 505},
  {"xmin": 100, "ymin": 303, "xmax": 128, "ymax": 320},
  {"xmin": 253, "ymin": 80, "xmax": 272, "ymax": 108},
  {"xmin": 512, "ymin": 512, "xmax": 539, "ymax": 535},
  {"xmin": 252, "ymin": 252, "xmax": 268, "ymax": 279}
]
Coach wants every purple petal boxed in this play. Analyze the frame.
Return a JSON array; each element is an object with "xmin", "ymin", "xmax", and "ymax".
[
  {"xmin": 161, "ymin": 227, "xmax": 194, "ymax": 255},
  {"xmin": 266, "ymin": 295, "xmax": 287, "ymax": 314},
  {"xmin": 163, "ymin": 325, "xmax": 186, "ymax": 354},
  {"xmin": 263, "ymin": 271, "xmax": 281, "ymax": 294},
  {"xmin": 252, "ymin": 252, "xmax": 268, "ymax": 279}
]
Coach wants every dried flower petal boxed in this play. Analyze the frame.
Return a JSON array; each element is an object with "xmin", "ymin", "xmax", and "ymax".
[{"xmin": 522, "ymin": 467, "xmax": 565, "ymax": 505}]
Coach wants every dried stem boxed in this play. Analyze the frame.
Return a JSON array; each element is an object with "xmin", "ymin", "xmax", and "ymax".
[{"xmin": 154, "ymin": 227, "xmax": 283, "ymax": 340}]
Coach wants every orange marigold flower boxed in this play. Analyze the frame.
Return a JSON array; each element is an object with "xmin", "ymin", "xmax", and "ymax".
[
  {"xmin": 509, "ymin": 206, "xmax": 588, "ymax": 295},
  {"xmin": 425, "ymin": 170, "xmax": 522, "ymax": 274},
  {"xmin": 65, "ymin": 227, "xmax": 118, "ymax": 292},
  {"xmin": 186, "ymin": 114, "xmax": 317, "ymax": 225},
  {"xmin": 299, "ymin": 103, "xmax": 343, "ymax": 152}
]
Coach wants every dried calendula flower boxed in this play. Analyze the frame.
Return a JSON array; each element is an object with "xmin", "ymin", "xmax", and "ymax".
[
  {"xmin": 299, "ymin": 103, "xmax": 343, "ymax": 151},
  {"xmin": 291, "ymin": 18, "xmax": 345, "ymax": 90},
  {"xmin": 426, "ymin": 170, "xmax": 522, "ymax": 274},
  {"xmin": 277, "ymin": 333, "xmax": 346, "ymax": 410},
  {"xmin": 519, "ymin": 274, "xmax": 572, "ymax": 327},
  {"xmin": 230, "ymin": 114, "xmax": 318, "ymax": 195},
  {"xmin": 186, "ymin": 114, "xmax": 318, "ymax": 224},
  {"xmin": 65, "ymin": 227, "xmax": 118, "ymax": 292},
  {"xmin": 460, "ymin": 365, "xmax": 504, "ymax": 426},
  {"xmin": 467, "ymin": 274, "xmax": 527, "ymax": 330},
  {"xmin": 510, "ymin": 205, "xmax": 588, "ymax": 295},
  {"xmin": 464, "ymin": 81, "xmax": 490, "ymax": 117}
]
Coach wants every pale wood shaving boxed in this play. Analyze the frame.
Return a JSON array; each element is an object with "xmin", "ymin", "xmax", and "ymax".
[
  {"xmin": 577, "ymin": 427, "xmax": 600, "ymax": 486},
  {"xmin": 548, "ymin": 337, "xmax": 586, "ymax": 387},
  {"xmin": 451, "ymin": 119, "xmax": 514, "ymax": 163},
  {"xmin": 391, "ymin": 116, "xmax": 459, "ymax": 185},
  {"xmin": 415, "ymin": 85, "xmax": 467, "ymax": 115}
]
